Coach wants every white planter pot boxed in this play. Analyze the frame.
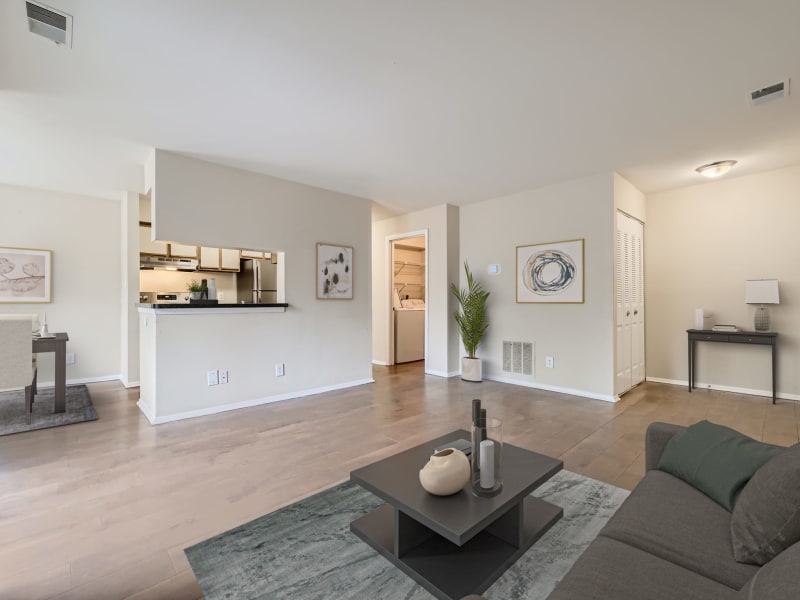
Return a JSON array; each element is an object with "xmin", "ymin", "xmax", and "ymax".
[
  {"xmin": 461, "ymin": 357, "xmax": 482, "ymax": 382},
  {"xmin": 419, "ymin": 448, "xmax": 471, "ymax": 496}
]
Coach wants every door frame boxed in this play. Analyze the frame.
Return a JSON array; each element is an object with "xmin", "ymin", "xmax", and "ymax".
[{"xmin": 386, "ymin": 229, "xmax": 429, "ymax": 365}]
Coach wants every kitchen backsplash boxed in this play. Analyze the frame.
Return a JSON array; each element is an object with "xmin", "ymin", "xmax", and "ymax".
[{"xmin": 140, "ymin": 270, "xmax": 238, "ymax": 302}]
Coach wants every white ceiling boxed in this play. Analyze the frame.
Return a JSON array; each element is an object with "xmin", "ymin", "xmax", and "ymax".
[{"xmin": 2, "ymin": 1, "xmax": 800, "ymax": 213}]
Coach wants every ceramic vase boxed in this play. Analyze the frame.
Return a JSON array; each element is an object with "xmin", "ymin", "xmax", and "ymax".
[{"xmin": 419, "ymin": 448, "xmax": 470, "ymax": 495}]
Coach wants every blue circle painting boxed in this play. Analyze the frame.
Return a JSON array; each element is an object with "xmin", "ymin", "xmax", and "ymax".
[{"xmin": 523, "ymin": 249, "xmax": 576, "ymax": 295}]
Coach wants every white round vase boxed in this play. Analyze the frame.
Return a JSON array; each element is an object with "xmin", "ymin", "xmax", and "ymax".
[{"xmin": 419, "ymin": 448, "xmax": 470, "ymax": 495}]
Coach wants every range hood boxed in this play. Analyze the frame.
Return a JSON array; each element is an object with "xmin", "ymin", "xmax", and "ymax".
[{"xmin": 140, "ymin": 256, "xmax": 198, "ymax": 271}]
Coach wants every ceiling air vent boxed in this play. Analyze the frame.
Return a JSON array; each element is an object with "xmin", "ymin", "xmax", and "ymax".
[
  {"xmin": 748, "ymin": 79, "xmax": 790, "ymax": 107},
  {"xmin": 26, "ymin": 1, "xmax": 72, "ymax": 48}
]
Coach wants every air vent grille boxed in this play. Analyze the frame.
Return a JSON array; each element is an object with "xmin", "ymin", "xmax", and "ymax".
[
  {"xmin": 748, "ymin": 79, "xmax": 790, "ymax": 107},
  {"xmin": 502, "ymin": 341, "xmax": 533, "ymax": 375},
  {"xmin": 26, "ymin": 1, "xmax": 72, "ymax": 47}
]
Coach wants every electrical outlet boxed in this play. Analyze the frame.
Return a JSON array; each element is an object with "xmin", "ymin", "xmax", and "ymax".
[
  {"xmin": 207, "ymin": 370, "xmax": 219, "ymax": 385},
  {"xmin": 275, "ymin": 363, "xmax": 285, "ymax": 377},
  {"xmin": 545, "ymin": 356, "xmax": 554, "ymax": 368},
  {"xmin": 66, "ymin": 352, "xmax": 76, "ymax": 365},
  {"xmin": 219, "ymin": 370, "xmax": 228, "ymax": 384}
]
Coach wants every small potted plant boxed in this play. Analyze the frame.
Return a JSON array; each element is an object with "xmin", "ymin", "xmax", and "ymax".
[
  {"xmin": 187, "ymin": 279, "xmax": 205, "ymax": 301},
  {"xmin": 450, "ymin": 261, "xmax": 490, "ymax": 382}
]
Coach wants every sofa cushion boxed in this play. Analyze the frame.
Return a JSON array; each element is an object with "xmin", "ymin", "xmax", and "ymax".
[
  {"xmin": 731, "ymin": 444, "xmax": 800, "ymax": 565},
  {"xmin": 547, "ymin": 536, "xmax": 737, "ymax": 600},
  {"xmin": 600, "ymin": 470, "xmax": 758, "ymax": 589},
  {"xmin": 737, "ymin": 540, "xmax": 800, "ymax": 599},
  {"xmin": 658, "ymin": 420, "xmax": 781, "ymax": 511}
]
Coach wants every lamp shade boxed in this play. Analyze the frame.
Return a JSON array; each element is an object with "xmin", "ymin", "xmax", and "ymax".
[{"xmin": 745, "ymin": 279, "xmax": 780, "ymax": 305}]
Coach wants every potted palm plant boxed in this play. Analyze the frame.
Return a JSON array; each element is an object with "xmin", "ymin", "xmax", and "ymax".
[{"xmin": 450, "ymin": 261, "xmax": 490, "ymax": 382}]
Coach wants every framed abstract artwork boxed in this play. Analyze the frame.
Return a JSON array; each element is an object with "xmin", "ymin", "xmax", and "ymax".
[
  {"xmin": 516, "ymin": 239, "xmax": 584, "ymax": 303},
  {"xmin": 0, "ymin": 246, "xmax": 52, "ymax": 303},
  {"xmin": 317, "ymin": 243, "xmax": 353, "ymax": 300}
]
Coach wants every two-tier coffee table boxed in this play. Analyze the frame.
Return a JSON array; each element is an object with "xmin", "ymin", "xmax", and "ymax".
[{"xmin": 350, "ymin": 430, "xmax": 563, "ymax": 600}]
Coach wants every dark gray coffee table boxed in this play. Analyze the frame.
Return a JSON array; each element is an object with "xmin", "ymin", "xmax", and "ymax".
[{"xmin": 350, "ymin": 430, "xmax": 563, "ymax": 600}]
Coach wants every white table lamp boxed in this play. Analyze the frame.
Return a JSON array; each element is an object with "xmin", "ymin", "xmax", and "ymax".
[{"xmin": 745, "ymin": 279, "xmax": 779, "ymax": 332}]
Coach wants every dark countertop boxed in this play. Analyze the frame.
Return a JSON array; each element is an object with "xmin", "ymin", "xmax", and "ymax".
[{"xmin": 138, "ymin": 303, "xmax": 289, "ymax": 309}]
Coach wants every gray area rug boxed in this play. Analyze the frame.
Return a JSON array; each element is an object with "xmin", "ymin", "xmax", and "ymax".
[
  {"xmin": 0, "ymin": 384, "xmax": 97, "ymax": 436},
  {"xmin": 185, "ymin": 470, "xmax": 629, "ymax": 600}
]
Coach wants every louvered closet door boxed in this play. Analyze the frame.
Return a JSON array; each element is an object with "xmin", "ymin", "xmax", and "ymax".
[{"xmin": 615, "ymin": 211, "xmax": 645, "ymax": 396}]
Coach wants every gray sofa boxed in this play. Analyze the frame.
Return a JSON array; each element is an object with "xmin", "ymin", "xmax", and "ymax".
[
  {"xmin": 545, "ymin": 421, "xmax": 800, "ymax": 600},
  {"xmin": 464, "ymin": 421, "xmax": 800, "ymax": 600}
]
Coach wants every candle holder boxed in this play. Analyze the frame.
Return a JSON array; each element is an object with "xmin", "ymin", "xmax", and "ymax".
[{"xmin": 472, "ymin": 417, "xmax": 503, "ymax": 497}]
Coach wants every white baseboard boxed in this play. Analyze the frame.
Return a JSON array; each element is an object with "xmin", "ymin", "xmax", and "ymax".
[
  {"xmin": 34, "ymin": 374, "xmax": 122, "ymax": 389},
  {"xmin": 138, "ymin": 378, "xmax": 376, "ymax": 425},
  {"xmin": 645, "ymin": 377, "xmax": 800, "ymax": 402},
  {"xmin": 372, "ymin": 360, "xmax": 390, "ymax": 366},
  {"xmin": 425, "ymin": 369, "xmax": 460, "ymax": 378},
  {"xmin": 485, "ymin": 374, "xmax": 618, "ymax": 402}
]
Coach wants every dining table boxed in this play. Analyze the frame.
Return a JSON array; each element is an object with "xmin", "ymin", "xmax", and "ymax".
[{"xmin": 32, "ymin": 332, "xmax": 69, "ymax": 413}]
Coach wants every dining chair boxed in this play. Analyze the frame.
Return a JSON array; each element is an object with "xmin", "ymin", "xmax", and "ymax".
[{"xmin": 0, "ymin": 315, "xmax": 38, "ymax": 423}]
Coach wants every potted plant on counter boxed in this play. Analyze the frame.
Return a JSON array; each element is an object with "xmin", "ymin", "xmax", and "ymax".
[
  {"xmin": 187, "ymin": 279, "xmax": 205, "ymax": 301},
  {"xmin": 450, "ymin": 261, "xmax": 490, "ymax": 382}
]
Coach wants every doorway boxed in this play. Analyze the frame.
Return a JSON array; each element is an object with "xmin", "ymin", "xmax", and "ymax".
[{"xmin": 390, "ymin": 233, "xmax": 427, "ymax": 365}]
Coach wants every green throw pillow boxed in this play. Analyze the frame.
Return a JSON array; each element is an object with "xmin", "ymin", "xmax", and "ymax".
[{"xmin": 658, "ymin": 420, "xmax": 781, "ymax": 511}]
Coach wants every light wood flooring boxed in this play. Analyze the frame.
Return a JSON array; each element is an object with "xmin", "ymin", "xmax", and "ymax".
[{"xmin": 1, "ymin": 363, "xmax": 797, "ymax": 599}]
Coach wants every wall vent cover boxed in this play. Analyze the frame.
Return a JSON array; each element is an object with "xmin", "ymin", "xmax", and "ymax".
[
  {"xmin": 748, "ymin": 79, "xmax": 790, "ymax": 107},
  {"xmin": 502, "ymin": 341, "xmax": 533, "ymax": 375},
  {"xmin": 26, "ymin": 1, "xmax": 72, "ymax": 47}
]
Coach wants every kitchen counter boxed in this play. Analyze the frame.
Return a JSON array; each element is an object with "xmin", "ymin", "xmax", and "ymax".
[
  {"xmin": 138, "ymin": 302, "xmax": 289, "ymax": 314},
  {"xmin": 139, "ymin": 303, "xmax": 288, "ymax": 309}
]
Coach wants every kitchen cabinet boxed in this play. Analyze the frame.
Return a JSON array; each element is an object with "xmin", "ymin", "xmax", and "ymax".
[
  {"xmin": 241, "ymin": 250, "xmax": 265, "ymax": 259},
  {"xmin": 199, "ymin": 247, "xmax": 241, "ymax": 272},
  {"xmin": 221, "ymin": 248, "xmax": 240, "ymax": 270},
  {"xmin": 199, "ymin": 246, "xmax": 220, "ymax": 270},
  {"xmin": 139, "ymin": 224, "xmax": 168, "ymax": 256},
  {"xmin": 169, "ymin": 243, "xmax": 198, "ymax": 259}
]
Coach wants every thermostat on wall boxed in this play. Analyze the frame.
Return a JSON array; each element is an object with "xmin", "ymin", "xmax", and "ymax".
[{"xmin": 488, "ymin": 264, "xmax": 501, "ymax": 275}]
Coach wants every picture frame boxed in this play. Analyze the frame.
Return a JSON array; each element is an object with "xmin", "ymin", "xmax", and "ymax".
[
  {"xmin": 316, "ymin": 243, "xmax": 353, "ymax": 300},
  {"xmin": 516, "ymin": 239, "xmax": 584, "ymax": 303},
  {"xmin": 0, "ymin": 246, "xmax": 52, "ymax": 303}
]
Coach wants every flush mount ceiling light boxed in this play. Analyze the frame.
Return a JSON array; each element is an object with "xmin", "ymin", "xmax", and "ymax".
[{"xmin": 695, "ymin": 160, "xmax": 737, "ymax": 178}]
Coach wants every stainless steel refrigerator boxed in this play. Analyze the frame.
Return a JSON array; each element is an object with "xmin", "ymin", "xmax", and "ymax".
[{"xmin": 237, "ymin": 259, "xmax": 278, "ymax": 303}]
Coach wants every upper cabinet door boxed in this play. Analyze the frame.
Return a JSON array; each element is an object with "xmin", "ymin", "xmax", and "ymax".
[
  {"xmin": 139, "ymin": 224, "xmax": 168, "ymax": 256},
  {"xmin": 169, "ymin": 243, "xmax": 198, "ymax": 258},
  {"xmin": 220, "ymin": 248, "xmax": 241, "ymax": 271},
  {"xmin": 199, "ymin": 246, "xmax": 221, "ymax": 269}
]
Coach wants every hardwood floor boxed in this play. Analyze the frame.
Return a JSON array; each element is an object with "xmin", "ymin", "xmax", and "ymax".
[{"xmin": 1, "ymin": 363, "xmax": 797, "ymax": 599}]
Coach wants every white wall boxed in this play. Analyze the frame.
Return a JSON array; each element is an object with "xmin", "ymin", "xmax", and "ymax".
[
  {"xmin": 144, "ymin": 150, "xmax": 373, "ymax": 402},
  {"xmin": 459, "ymin": 173, "xmax": 617, "ymax": 400},
  {"xmin": 121, "ymin": 192, "xmax": 140, "ymax": 387},
  {"xmin": 0, "ymin": 184, "xmax": 122, "ymax": 385},
  {"xmin": 372, "ymin": 204, "xmax": 460, "ymax": 376},
  {"xmin": 646, "ymin": 166, "xmax": 800, "ymax": 400}
]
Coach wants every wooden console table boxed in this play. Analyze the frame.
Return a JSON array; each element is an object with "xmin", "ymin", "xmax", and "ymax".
[
  {"xmin": 32, "ymin": 332, "xmax": 69, "ymax": 413},
  {"xmin": 687, "ymin": 329, "xmax": 777, "ymax": 404}
]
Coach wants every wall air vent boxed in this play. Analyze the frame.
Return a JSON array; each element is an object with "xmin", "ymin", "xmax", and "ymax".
[
  {"xmin": 26, "ymin": 1, "xmax": 72, "ymax": 48},
  {"xmin": 748, "ymin": 79, "xmax": 790, "ymax": 107}
]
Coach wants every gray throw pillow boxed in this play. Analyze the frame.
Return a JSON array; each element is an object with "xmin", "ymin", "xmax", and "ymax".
[
  {"xmin": 731, "ymin": 444, "xmax": 800, "ymax": 565},
  {"xmin": 658, "ymin": 420, "xmax": 781, "ymax": 511},
  {"xmin": 737, "ymin": 539, "xmax": 800, "ymax": 599}
]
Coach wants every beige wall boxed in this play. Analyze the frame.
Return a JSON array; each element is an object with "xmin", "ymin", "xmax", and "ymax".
[
  {"xmin": 646, "ymin": 165, "xmax": 800, "ymax": 400},
  {"xmin": 0, "ymin": 184, "xmax": 122, "ymax": 385},
  {"xmin": 372, "ymin": 204, "xmax": 460, "ymax": 376},
  {"xmin": 460, "ymin": 173, "xmax": 617, "ymax": 400},
  {"xmin": 144, "ymin": 150, "xmax": 374, "ymax": 403}
]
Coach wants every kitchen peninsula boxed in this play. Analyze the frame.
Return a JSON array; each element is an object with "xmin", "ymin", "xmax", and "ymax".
[{"xmin": 138, "ymin": 301, "xmax": 291, "ymax": 424}]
